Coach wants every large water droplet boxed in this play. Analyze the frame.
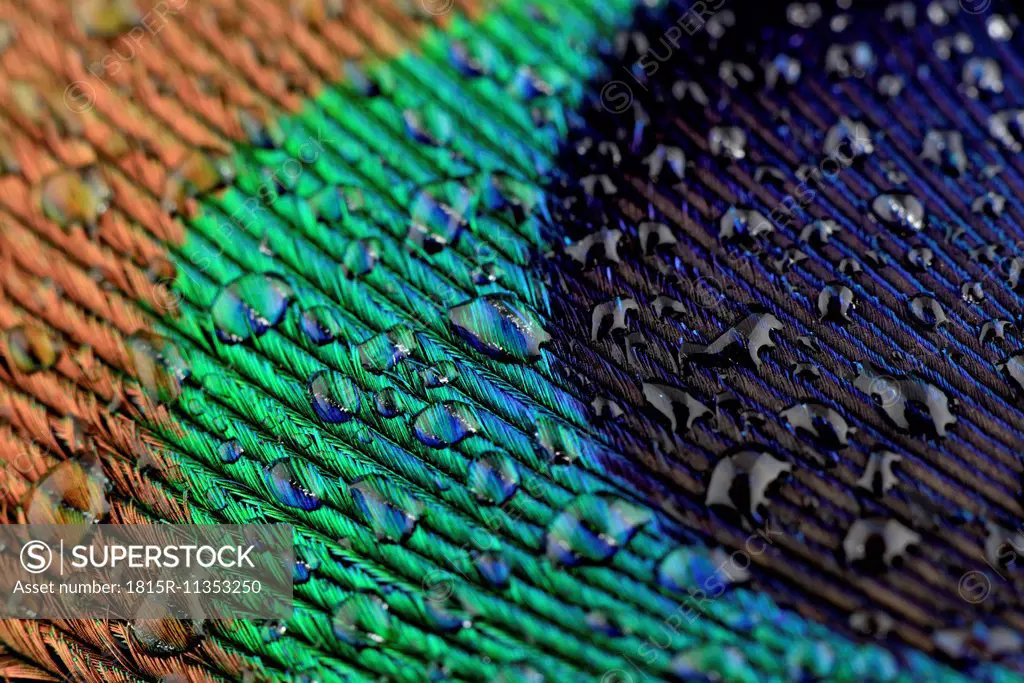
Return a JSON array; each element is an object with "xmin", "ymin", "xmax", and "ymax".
[
  {"xmin": 349, "ymin": 474, "xmax": 424, "ymax": 543},
  {"xmin": 780, "ymin": 402, "xmax": 851, "ymax": 450},
  {"xmin": 817, "ymin": 283, "xmax": 855, "ymax": 323},
  {"xmin": 263, "ymin": 458, "xmax": 325, "ymax": 511},
  {"xmin": 210, "ymin": 273, "xmax": 293, "ymax": 344},
  {"xmin": 448, "ymin": 295, "xmax": 550, "ymax": 363},
  {"xmin": 308, "ymin": 370, "xmax": 361, "ymax": 424},
  {"xmin": 545, "ymin": 494, "xmax": 652, "ymax": 566}
]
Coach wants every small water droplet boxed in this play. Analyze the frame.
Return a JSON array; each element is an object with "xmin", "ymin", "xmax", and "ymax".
[
  {"xmin": 818, "ymin": 282, "xmax": 856, "ymax": 323},
  {"xmin": 843, "ymin": 518, "xmax": 919, "ymax": 572},
  {"xmin": 854, "ymin": 363, "xmax": 956, "ymax": 438},
  {"xmin": 475, "ymin": 551, "xmax": 510, "ymax": 588},
  {"xmin": 39, "ymin": 168, "xmax": 111, "ymax": 228},
  {"xmin": 308, "ymin": 370, "xmax": 361, "ymax": 424},
  {"xmin": 856, "ymin": 450, "xmax": 902, "ymax": 496},
  {"xmin": 780, "ymin": 402, "xmax": 851, "ymax": 450},
  {"xmin": 642, "ymin": 383, "xmax": 712, "ymax": 434},
  {"xmin": 908, "ymin": 295, "xmax": 947, "ymax": 330},
  {"xmin": 129, "ymin": 617, "xmax": 205, "ymax": 656},
  {"xmin": 218, "ymin": 439, "xmax": 244, "ymax": 464},
  {"xmin": 421, "ymin": 361, "xmax": 459, "ymax": 389},
  {"xmin": 126, "ymin": 332, "xmax": 189, "ymax": 404},
  {"xmin": 921, "ymin": 129, "xmax": 967, "ymax": 176},
  {"xmin": 341, "ymin": 238, "xmax": 381, "ymax": 279},
  {"xmin": 23, "ymin": 456, "xmax": 108, "ymax": 524},
  {"xmin": 706, "ymin": 448, "xmax": 792, "ymax": 523},
  {"xmin": 355, "ymin": 325, "xmax": 416, "ymax": 374},
  {"xmin": 299, "ymin": 306, "xmax": 346, "ymax": 346},
  {"xmin": 872, "ymin": 193, "xmax": 925, "ymax": 234},
  {"xmin": 679, "ymin": 310, "xmax": 783, "ymax": 371}
]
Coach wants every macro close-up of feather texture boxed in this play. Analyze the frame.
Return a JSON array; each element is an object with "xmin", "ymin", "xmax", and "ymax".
[{"xmin": 1, "ymin": 0, "xmax": 1024, "ymax": 680}]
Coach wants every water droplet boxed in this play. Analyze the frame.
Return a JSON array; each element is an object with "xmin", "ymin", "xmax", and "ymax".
[
  {"xmin": 39, "ymin": 168, "xmax": 111, "ymax": 228},
  {"xmin": 980, "ymin": 319, "xmax": 1013, "ymax": 345},
  {"xmin": 534, "ymin": 416, "xmax": 584, "ymax": 465},
  {"xmin": 126, "ymin": 331, "xmax": 189, "ymax": 404},
  {"xmin": 871, "ymin": 193, "xmax": 925, "ymax": 234},
  {"xmin": 921, "ymin": 129, "xmax": 967, "ymax": 176},
  {"xmin": 962, "ymin": 57, "xmax": 1003, "ymax": 97},
  {"xmin": 409, "ymin": 181, "xmax": 472, "ymax": 253},
  {"xmin": 908, "ymin": 295, "xmax": 947, "ymax": 330},
  {"xmin": 843, "ymin": 518, "xmax": 920, "ymax": 572},
  {"xmin": 475, "ymin": 551, "xmax": 510, "ymax": 588},
  {"xmin": 719, "ymin": 207, "xmax": 773, "ymax": 246},
  {"xmin": 799, "ymin": 219, "xmax": 840, "ymax": 246},
  {"xmin": 163, "ymin": 149, "xmax": 234, "ymax": 215},
  {"xmin": 356, "ymin": 325, "xmax": 416, "ymax": 374},
  {"xmin": 565, "ymin": 229, "xmax": 624, "ymax": 266},
  {"xmin": 854, "ymin": 363, "xmax": 956, "ymax": 437},
  {"xmin": 293, "ymin": 547, "xmax": 321, "ymax": 585},
  {"xmin": 825, "ymin": 42, "xmax": 876, "ymax": 78},
  {"xmin": 412, "ymin": 402, "xmax": 480, "ymax": 448},
  {"xmin": 218, "ymin": 439, "xmax": 244, "ymax": 464},
  {"xmin": 308, "ymin": 370, "xmax": 361, "ymax": 424},
  {"xmin": 856, "ymin": 450, "xmax": 902, "ymax": 496},
  {"xmin": 73, "ymin": 0, "xmax": 141, "ymax": 37},
  {"xmin": 467, "ymin": 452, "xmax": 520, "ymax": 505},
  {"xmin": 656, "ymin": 546, "xmax": 731, "ymax": 594},
  {"xmin": 780, "ymin": 402, "xmax": 851, "ymax": 450},
  {"xmin": 349, "ymin": 474, "xmax": 424, "ymax": 543},
  {"xmin": 341, "ymin": 238, "xmax": 381, "ymax": 279},
  {"xmin": 765, "ymin": 54, "xmax": 801, "ymax": 88},
  {"xmin": 708, "ymin": 127, "xmax": 747, "ymax": 159},
  {"xmin": 299, "ymin": 306, "xmax": 346, "ymax": 346},
  {"xmin": 906, "ymin": 247, "xmax": 933, "ymax": 271},
  {"xmin": 988, "ymin": 109, "xmax": 1024, "ymax": 152},
  {"xmin": 210, "ymin": 273, "xmax": 293, "ymax": 344},
  {"xmin": 679, "ymin": 310, "xmax": 783, "ymax": 371},
  {"xmin": 824, "ymin": 118, "xmax": 873, "ymax": 160},
  {"xmin": 331, "ymin": 592, "xmax": 391, "ymax": 648},
  {"xmin": 263, "ymin": 458, "xmax": 325, "ymax": 511},
  {"xmin": 997, "ymin": 353, "xmax": 1024, "ymax": 396},
  {"xmin": 448, "ymin": 295, "xmax": 550, "ymax": 363},
  {"xmin": 421, "ymin": 361, "xmax": 459, "ymax": 389},
  {"xmin": 706, "ymin": 449, "xmax": 792, "ymax": 523},
  {"xmin": 130, "ymin": 618, "xmax": 204, "ymax": 656},
  {"xmin": 818, "ymin": 282, "xmax": 856, "ymax": 323},
  {"xmin": 3, "ymin": 324, "xmax": 63, "ymax": 373},
  {"xmin": 971, "ymin": 192, "xmax": 1006, "ymax": 217},
  {"xmin": 590, "ymin": 298, "xmax": 638, "ymax": 342},
  {"xmin": 545, "ymin": 494, "xmax": 652, "ymax": 566},
  {"xmin": 373, "ymin": 388, "xmax": 405, "ymax": 418},
  {"xmin": 23, "ymin": 457, "xmax": 108, "ymax": 524},
  {"xmin": 260, "ymin": 619, "xmax": 287, "ymax": 643},
  {"xmin": 641, "ymin": 383, "xmax": 711, "ymax": 434},
  {"xmin": 961, "ymin": 281, "xmax": 984, "ymax": 304}
]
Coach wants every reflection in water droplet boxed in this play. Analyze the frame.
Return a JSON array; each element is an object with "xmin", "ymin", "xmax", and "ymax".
[
  {"xmin": 422, "ymin": 361, "xmax": 459, "ymax": 389},
  {"xmin": 708, "ymin": 126, "xmax": 747, "ymax": 159},
  {"xmin": 535, "ymin": 416, "xmax": 584, "ymax": 465},
  {"xmin": 921, "ymin": 129, "xmax": 967, "ymax": 176},
  {"xmin": 126, "ymin": 332, "xmax": 189, "ymax": 404},
  {"xmin": 210, "ymin": 273, "xmax": 293, "ymax": 344},
  {"xmin": 657, "ymin": 546, "xmax": 734, "ymax": 594},
  {"xmin": 467, "ymin": 452, "xmax": 520, "ymax": 505},
  {"xmin": 332, "ymin": 592, "xmax": 391, "ymax": 649},
  {"xmin": 308, "ymin": 370, "xmax": 361, "ymax": 424},
  {"xmin": 545, "ymin": 494, "xmax": 652, "ymax": 566},
  {"xmin": 412, "ymin": 402, "xmax": 480, "ymax": 448},
  {"xmin": 591, "ymin": 298, "xmax": 639, "ymax": 342},
  {"xmin": 263, "ymin": 458, "xmax": 325, "ymax": 511},
  {"xmin": 718, "ymin": 207, "xmax": 773, "ymax": 246},
  {"xmin": 906, "ymin": 247, "xmax": 933, "ymax": 271},
  {"xmin": 299, "ymin": 306, "xmax": 346, "ymax": 346},
  {"xmin": 448, "ymin": 295, "xmax": 550, "ymax": 363},
  {"xmin": 23, "ymin": 457, "xmax": 109, "ymax": 524},
  {"xmin": 349, "ymin": 474, "xmax": 424, "ymax": 543},
  {"xmin": 409, "ymin": 182, "xmax": 473, "ymax": 254},
  {"xmin": 4, "ymin": 324, "xmax": 63, "ymax": 373}
]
